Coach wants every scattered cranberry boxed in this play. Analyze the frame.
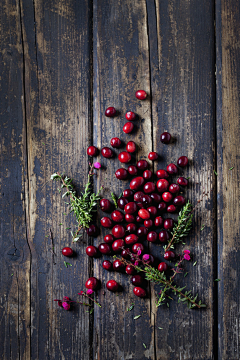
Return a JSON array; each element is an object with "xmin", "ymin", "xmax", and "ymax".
[
  {"xmin": 164, "ymin": 251, "xmax": 175, "ymax": 260},
  {"xmin": 130, "ymin": 176, "xmax": 144, "ymax": 190},
  {"xmin": 138, "ymin": 209, "xmax": 150, "ymax": 220},
  {"xmin": 157, "ymin": 179, "xmax": 169, "ymax": 192},
  {"xmin": 121, "ymin": 249, "xmax": 131, "ymax": 259},
  {"xmin": 112, "ymin": 225, "xmax": 125, "ymax": 238},
  {"xmin": 148, "ymin": 152, "xmax": 158, "ymax": 161},
  {"xmin": 142, "ymin": 195, "xmax": 152, "ymax": 206},
  {"xmin": 113, "ymin": 259, "xmax": 125, "ymax": 272},
  {"xmin": 87, "ymin": 224, "xmax": 98, "ymax": 237},
  {"xmin": 154, "ymin": 216, "xmax": 163, "ymax": 227},
  {"xmin": 62, "ymin": 247, "xmax": 73, "ymax": 257},
  {"xmin": 158, "ymin": 262, "xmax": 168, "ymax": 272},
  {"xmin": 177, "ymin": 156, "xmax": 188, "ymax": 167},
  {"xmin": 137, "ymin": 159, "xmax": 148, "ymax": 170},
  {"xmin": 100, "ymin": 198, "xmax": 111, "ymax": 212},
  {"xmin": 177, "ymin": 177, "xmax": 188, "ymax": 186},
  {"xmin": 159, "ymin": 230, "xmax": 170, "ymax": 242},
  {"xmin": 132, "ymin": 243, "xmax": 144, "ymax": 254},
  {"xmin": 147, "ymin": 206, "xmax": 157, "ymax": 217},
  {"xmin": 158, "ymin": 202, "xmax": 167, "ymax": 212},
  {"xmin": 118, "ymin": 151, "xmax": 131, "ymax": 163},
  {"xmin": 150, "ymin": 193, "xmax": 161, "ymax": 203},
  {"xmin": 85, "ymin": 277, "xmax": 98, "ymax": 290},
  {"xmin": 87, "ymin": 146, "xmax": 98, "ymax": 156},
  {"xmin": 106, "ymin": 280, "xmax": 119, "ymax": 292},
  {"xmin": 166, "ymin": 163, "xmax": 178, "ymax": 175},
  {"xmin": 126, "ymin": 265, "xmax": 135, "ymax": 275},
  {"xmin": 134, "ymin": 191, "xmax": 144, "ymax": 202},
  {"xmin": 143, "ymin": 170, "xmax": 152, "ymax": 180},
  {"xmin": 133, "ymin": 287, "xmax": 146, "ymax": 297},
  {"xmin": 115, "ymin": 168, "xmax": 128, "ymax": 180},
  {"xmin": 126, "ymin": 223, "xmax": 137, "ymax": 234},
  {"xmin": 167, "ymin": 205, "xmax": 177, "ymax": 213},
  {"xmin": 111, "ymin": 210, "xmax": 124, "ymax": 223},
  {"xmin": 135, "ymin": 90, "xmax": 147, "ymax": 100},
  {"xmin": 162, "ymin": 192, "xmax": 173, "ymax": 203},
  {"xmin": 128, "ymin": 165, "xmax": 138, "ymax": 176},
  {"xmin": 169, "ymin": 183, "xmax": 180, "ymax": 194},
  {"xmin": 136, "ymin": 202, "xmax": 144, "ymax": 209},
  {"xmin": 104, "ymin": 234, "xmax": 114, "ymax": 243},
  {"xmin": 123, "ymin": 122, "xmax": 134, "ymax": 134},
  {"xmin": 125, "ymin": 214, "xmax": 135, "ymax": 223},
  {"xmin": 101, "ymin": 147, "xmax": 113, "ymax": 158},
  {"xmin": 131, "ymin": 275, "xmax": 143, "ymax": 286},
  {"xmin": 136, "ymin": 215, "xmax": 142, "ymax": 223},
  {"xmin": 137, "ymin": 226, "xmax": 148, "ymax": 237},
  {"xmin": 164, "ymin": 218, "xmax": 174, "ymax": 230},
  {"xmin": 144, "ymin": 219, "xmax": 153, "ymax": 228},
  {"xmin": 123, "ymin": 189, "xmax": 134, "ymax": 198},
  {"xmin": 124, "ymin": 202, "xmax": 137, "ymax": 214},
  {"xmin": 86, "ymin": 246, "xmax": 98, "ymax": 257},
  {"xmin": 173, "ymin": 195, "xmax": 186, "ymax": 207},
  {"xmin": 105, "ymin": 107, "xmax": 116, "ymax": 117},
  {"xmin": 160, "ymin": 132, "xmax": 171, "ymax": 144},
  {"xmin": 112, "ymin": 239, "xmax": 124, "ymax": 253},
  {"xmin": 110, "ymin": 137, "xmax": 121, "ymax": 148},
  {"xmin": 125, "ymin": 111, "xmax": 136, "ymax": 121},
  {"xmin": 126, "ymin": 141, "xmax": 136, "ymax": 153},
  {"xmin": 101, "ymin": 217, "xmax": 113, "ymax": 228},
  {"xmin": 156, "ymin": 169, "xmax": 169, "ymax": 179},
  {"xmin": 102, "ymin": 260, "xmax": 112, "ymax": 271},
  {"xmin": 144, "ymin": 182, "xmax": 156, "ymax": 194},
  {"xmin": 118, "ymin": 197, "xmax": 128, "ymax": 209},
  {"xmin": 147, "ymin": 231, "xmax": 158, "ymax": 242},
  {"xmin": 125, "ymin": 234, "xmax": 139, "ymax": 245}
]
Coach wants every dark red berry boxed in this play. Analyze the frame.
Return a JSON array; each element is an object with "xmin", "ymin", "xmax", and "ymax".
[
  {"xmin": 162, "ymin": 192, "xmax": 173, "ymax": 203},
  {"xmin": 144, "ymin": 219, "xmax": 153, "ymax": 228},
  {"xmin": 106, "ymin": 280, "xmax": 119, "ymax": 292},
  {"xmin": 148, "ymin": 152, "xmax": 158, "ymax": 161},
  {"xmin": 135, "ymin": 90, "xmax": 147, "ymax": 100},
  {"xmin": 112, "ymin": 225, "xmax": 125, "ymax": 238},
  {"xmin": 143, "ymin": 170, "xmax": 152, "ymax": 180},
  {"xmin": 110, "ymin": 137, "xmax": 121, "ymax": 148},
  {"xmin": 124, "ymin": 202, "xmax": 137, "ymax": 214},
  {"xmin": 130, "ymin": 176, "xmax": 144, "ymax": 190},
  {"xmin": 147, "ymin": 206, "xmax": 157, "ymax": 217},
  {"xmin": 136, "ymin": 202, "xmax": 144, "ymax": 209},
  {"xmin": 158, "ymin": 202, "xmax": 167, "ymax": 212},
  {"xmin": 177, "ymin": 156, "xmax": 188, "ymax": 167},
  {"xmin": 138, "ymin": 209, "xmax": 150, "ymax": 220},
  {"xmin": 119, "ymin": 151, "xmax": 131, "ymax": 163},
  {"xmin": 137, "ymin": 226, "xmax": 148, "ymax": 237},
  {"xmin": 157, "ymin": 179, "xmax": 169, "ymax": 192},
  {"xmin": 159, "ymin": 230, "xmax": 170, "ymax": 242},
  {"xmin": 150, "ymin": 193, "xmax": 161, "ymax": 203},
  {"xmin": 126, "ymin": 141, "xmax": 136, "ymax": 153},
  {"xmin": 125, "ymin": 234, "xmax": 139, "ymax": 246},
  {"xmin": 128, "ymin": 165, "xmax": 138, "ymax": 176},
  {"xmin": 137, "ymin": 159, "xmax": 148, "ymax": 170},
  {"xmin": 125, "ymin": 214, "xmax": 136, "ymax": 223},
  {"xmin": 136, "ymin": 215, "xmax": 142, "ymax": 223},
  {"xmin": 147, "ymin": 231, "xmax": 158, "ymax": 242},
  {"xmin": 169, "ymin": 183, "xmax": 180, "ymax": 194},
  {"xmin": 156, "ymin": 169, "xmax": 169, "ymax": 179},
  {"xmin": 134, "ymin": 191, "xmax": 144, "ymax": 202},
  {"xmin": 87, "ymin": 224, "xmax": 98, "ymax": 236},
  {"xmin": 113, "ymin": 259, "xmax": 125, "ymax": 272},
  {"xmin": 131, "ymin": 275, "xmax": 143, "ymax": 286},
  {"xmin": 112, "ymin": 239, "xmax": 124, "ymax": 253},
  {"xmin": 123, "ymin": 189, "xmax": 134, "ymax": 198},
  {"xmin": 166, "ymin": 163, "xmax": 178, "ymax": 175},
  {"xmin": 160, "ymin": 132, "xmax": 171, "ymax": 144},
  {"xmin": 167, "ymin": 205, "xmax": 177, "ymax": 213},
  {"xmin": 142, "ymin": 195, "xmax": 152, "ymax": 206},
  {"xmin": 87, "ymin": 146, "xmax": 98, "ymax": 156},
  {"xmin": 115, "ymin": 168, "xmax": 128, "ymax": 180},
  {"xmin": 121, "ymin": 249, "xmax": 131, "ymax": 259},
  {"xmin": 101, "ymin": 217, "xmax": 113, "ymax": 228},
  {"xmin": 177, "ymin": 177, "xmax": 188, "ymax": 186},
  {"xmin": 158, "ymin": 262, "xmax": 168, "ymax": 272},
  {"xmin": 132, "ymin": 243, "xmax": 144, "ymax": 254},
  {"xmin": 125, "ymin": 111, "xmax": 136, "ymax": 121},
  {"xmin": 102, "ymin": 260, "xmax": 112, "ymax": 271},
  {"xmin": 85, "ymin": 277, "xmax": 98, "ymax": 290},
  {"xmin": 164, "ymin": 251, "xmax": 175, "ymax": 260},
  {"xmin": 126, "ymin": 265, "xmax": 135, "ymax": 275},
  {"xmin": 118, "ymin": 197, "xmax": 128, "ymax": 209},
  {"xmin": 104, "ymin": 234, "xmax": 114, "ymax": 243},
  {"xmin": 101, "ymin": 147, "xmax": 113, "ymax": 158},
  {"xmin": 133, "ymin": 287, "xmax": 146, "ymax": 297},
  {"xmin": 62, "ymin": 247, "xmax": 74, "ymax": 257},
  {"xmin": 86, "ymin": 245, "xmax": 98, "ymax": 257},
  {"xmin": 126, "ymin": 223, "xmax": 137, "ymax": 234},
  {"xmin": 111, "ymin": 210, "xmax": 124, "ymax": 223},
  {"xmin": 173, "ymin": 195, "xmax": 186, "ymax": 207},
  {"xmin": 144, "ymin": 182, "xmax": 156, "ymax": 194},
  {"xmin": 123, "ymin": 122, "xmax": 134, "ymax": 134},
  {"xmin": 154, "ymin": 216, "xmax": 163, "ymax": 227},
  {"xmin": 105, "ymin": 107, "xmax": 116, "ymax": 117},
  {"xmin": 100, "ymin": 198, "xmax": 111, "ymax": 212},
  {"xmin": 164, "ymin": 218, "xmax": 174, "ymax": 230}
]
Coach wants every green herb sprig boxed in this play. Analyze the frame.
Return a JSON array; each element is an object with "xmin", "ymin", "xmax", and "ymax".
[{"xmin": 111, "ymin": 192, "xmax": 118, "ymax": 208}]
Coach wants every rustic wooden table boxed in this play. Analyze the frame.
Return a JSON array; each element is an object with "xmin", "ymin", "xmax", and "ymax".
[{"xmin": 0, "ymin": 0, "xmax": 239, "ymax": 359}]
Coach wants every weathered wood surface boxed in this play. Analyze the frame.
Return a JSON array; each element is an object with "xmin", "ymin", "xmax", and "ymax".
[{"xmin": 0, "ymin": 0, "xmax": 239, "ymax": 359}]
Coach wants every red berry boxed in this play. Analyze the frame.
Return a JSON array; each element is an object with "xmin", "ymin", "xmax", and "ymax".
[
  {"xmin": 112, "ymin": 239, "xmax": 124, "ymax": 253},
  {"xmin": 125, "ymin": 111, "xmax": 136, "ymax": 121},
  {"xmin": 86, "ymin": 245, "xmax": 98, "ymax": 257},
  {"xmin": 173, "ymin": 195, "xmax": 186, "ymax": 207},
  {"xmin": 148, "ymin": 152, "xmax": 158, "ymax": 161},
  {"xmin": 100, "ymin": 198, "xmax": 111, "ymax": 212},
  {"xmin": 136, "ymin": 202, "xmax": 144, "ymax": 209},
  {"xmin": 162, "ymin": 192, "xmax": 173, "ymax": 203},
  {"xmin": 134, "ymin": 191, "xmax": 144, "ymax": 202},
  {"xmin": 132, "ymin": 243, "xmax": 144, "ymax": 254},
  {"xmin": 143, "ymin": 170, "xmax": 152, "ymax": 180},
  {"xmin": 177, "ymin": 177, "xmax": 188, "ymax": 186},
  {"xmin": 155, "ymin": 216, "xmax": 163, "ymax": 227},
  {"xmin": 98, "ymin": 243, "xmax": 111, "ymax": 254},
  {"xmin": 123, "ymin": 189, "xmax": 134, "ymax": 198},
  {"xmin": 121, "ymin": 249, "xmax": 131, "ymax": 259},
  {"xmin": 125, "ymin": 214, "xmax": 136, "ymax": 223},
  {"xmin": 157, "ymin": 179, "xmax": 169, "ymax": 192},
  {"xmin": 102, "ymin": 260, "xmax": 112, "ymax": 270},
  {"xmin": 101, "ymin": 147, "xmax": 113, "ymax": 158},
  {"xmin": 166, "ymin": 163, "xmax": 178, "ymax": 175},
  {"xmin": 169, "ymin": 183, "xmax": 180, "ymax": 194},
  {"xmin": 137, "ymin": 226, "xmax": 148, "ymax": 237},
  {"xmin": 144, "ymin": 182, "xmax": 156, "ymax": 194},
  {"xmin": 101, "ymin": 217, "xmax": 113, "ymax": 228},
  {"xmin": 123, "ymin": 122, "xmax": 134, "ymax": 134},
  {"xmin": 104, "ymin": 234, "xmax": 114, "ymax": 243},
  {"xmin": 158, "ymin": 262, "xmax": 168, "ymax": 272},
  {"xmin": 62, "ymin": 247, "xmax": 74, "ymax": 257},
  {"xmin": 150, "ymin": 193, "xmax": 161, "ymax": 203},
  {"xmin": 135, "ymin": 90, "xmax": 147, "ymax": 100},
  {"xmin": 115, "ymin": 168, "xmax": 128, "ymax": 180},
  {"xmin": 164, "ymin": 251, "xmax": 175, "ymax": 260},
  {"xmin": 142, "ymin": 195, "xmax": 153, "ymax": 206},
  {"xmin": 112, "ymin": 225, "xmax": 125, "ymax": 238},
  {"xmin": 106, "ymin": 280, "xmax": 119, "ymax": 292},
  {"xmin": 167, "ymin": 205, "xmax": 177, "ymax": 213},
  {"xmin": 124, "ymin": 202, "xmax": 137, "ymax": 214},
  {"xmin": 164, "ymin": 218, "xmax": 174, "ymax": 230},
  {"xmin": 126, "ymin": 265, "xmax": 135, "ymax": 275},
  {"xmin": 118, "ymin": 197, "xmax": 128, "ymax": 209},
  {"xmin": 159, "ymin": 230, "xmax": 170, "ymax": 242},
  {"xmin": 111, "ymin": 210, "xmax": 124, "ymax": 223},
  {"xmin": 138, "ymin": 209, "xmax": 150, "ymax": 220},
  {"xmin": 131, "ymin": 275, "xmax": 144, "ymax": 286},
  {"xmin": 85, "ymin": 277, "xmax": 98, "ymax": 290},
  {"xmin": 147, "ymin": 206, "xmax": 157, "ymax": 217},
  {"xmin": 87, "ymin": 146, "xmax": 98, "ymax": 156},
  {"xmin": 136, "ymin": 216, "xmax": 142, "ymax": 223},
  {"xmin": 133, "ymin": 286, "xmax": 146, "ymax": 297},
  {"xmin": 105, "ymin": 107, "xmax": 116, "ymax": 117},
  {"xmin": 137, "ymin": 159, "xmax": 148, "ymax": 170},
  {"xmin": 156, "ymin": 169, "xmax": 169, "ymax": 179},
  {"xmin": 177, "ymin": 156, "xmax": 188, "ymax": 167},
  {"xmin": 158, "ymin": 202, "xmax": 167, "ymax": 212},
  {"xmin": 126, "ymin": 141, "xmax": 136, "ymax": 153},
  {"xmin": 128, "ymin": 165, "xmax": 138, "ymax": 176},
  {"xmin": 147, "ymin": 231, "xmax": 158, "ymax": 242},
  {"xmin": 113, "ymin": 259, "xmax": 125, "ymax": 272},
  {"xmin": 144, "ymin": 219, "xmax": 153, "ymax": 228},
  {"xmin": 160, "ymin": 132, "xmax": 171, "ymax": 144},
  {"xmin": 126, "ymin": 223, "xmax": 137, "ymax": 234},
  {"xmin": 118, "ymin": 151, "xmax": 131, "ymax": 163},
  {"xmin": 110, "ymin": 137, "xmax": 121, "ymax": 148},
  {"xmin": 125, "ymin": 234, "xmax": 139, "ymax": 245},
  {"xmin": 130, "ymin": 177, "xmax": 144, "ymax": 190},
  {"xmin": 87, "ymin": 224, "xmax": 98, "ymax": 236}
]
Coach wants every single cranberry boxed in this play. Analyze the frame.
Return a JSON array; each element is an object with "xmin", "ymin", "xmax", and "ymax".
[
  {"xmin": 158, "ymin": 262, "xmax": 168, "ymax": 272},
  {"xmin": 164, "ymin": 251, "xmax": 175, "ymax": 260},
  {"xmin": 112, "ymin": 224, "xmax": 125, "ymax": 238},
  {"xmin": 134, "ymin": 191, "xmax": 144, "ymax": 202},
  {"xmin": 142, "ymin": 195, "xmax": 153, "ymax": 206},
  {"xmin": 131, "ymin": 275, "xmax": 144, "ymax": 286},
  {"xmin": 138, "ymin": 209, "xmax": 150, "ymax": 220},
  {"xmin": 133, "ymin": 287, "xmax": 146, "ymax": 297},
  {"xmin": 125, "ymin": 234, "xmax": 139, "ymax": 246},
  {"xmin": 125, "ymin": 111, "xmax": 136, "ymax": 121},
  {"xmin": 121, "ymin": 249, "xmax": 131, "ymax": 259},
  {"xmin": 177, "ymin": 177, "xmax": 188, "ymax": 186},
  {"xmin": 110, "ymin": 137, "xmax": 121, "ymax": 148},
  {"xmin": 154, "ymin": 216, "xmax": 163, "ymax": 227},
  {"xmin": 125, "ymin": 214, "xmax": 136, "ymax": 223},
  {"xmin": 150, "ymin": 193, "xmax": 161, "ymax": 203},
  {"xmin": 101, "ymin": 147, "xmax": 113, "ymax": 158},
  {"xmin": 143, "ymin": 170, "xmax": 152, "ymax": 180},
  {"xmin": 148, "ymin": 152, "xmax": 158, "ymax": 161},
  {"xmin": 158, "ymin": 202, "xmax": 167, "ymax": 212},
  {"xmin": 100, "ymin": 198, "xmax": 111, "ymax": 212},
  {"xmin": 113, "ymin": 259, "xmax": 125, "ymax": 272},
  {"xmin": 169, "ymin": 183, "xmax": 180, "ymax": 194},
  {"xmin": 62, "ymin": 247, "xmax": 74, "ymax": 257},
  {"xmin": 104, "ymin": 234, "xmax": 114, "ymax": 243},
  {"xmin": 87, "ymin": 146, "xmax": 98, "ymax": 156},
  {"xmin": 126, "ymin": 264, "xmax": 135, "ymax": 275},
  {"xmin": 102, "ymin": 260, "xmax": 112, "ymax": 271},
  {"xmin": 115, "ymin": 168, "xmax": 128, "ymax": 180},
  {"xmin": 86, "ymin": 245, "xmax": 98, "ymax": 257},
  {"xmin": 111, "ymin": 210, "xmax": 124, "ymax": 223},
  {"xmin": 166, "ymin": 163, "xmax": 178, "ymax": 175},
  {"xmin": 159, "ymin": 230, "xmax": 170, "ymax": 242},
  {"xmin": 177, "ymin": 156, "xmax": 188, "ymax": 167},
  {"xmin": 105, "ymin": 107, "xmax": 116, "ymax": 117},
  {"xmin": 106, "ymin": 280, "xmax": 119, "ymax": 292},
  {"xmin": 119, "ymin": 151, "xmax": 131, "ymax": 163},
  {"xmin": 137, "ymin": 202, "xmax": 144, "ymax": 209},
  {"xmin": 130, "ymin": 176, "xmax": 144, "ymax": 190},
  {"xmin": 167, "ymin": 205, "xmax": 177, "ymax": 213},
  {"xmin": 135, "ymin": 90, "xmax": 147, "ymax": 100},
  {"xmin": 144, "ymin": 219, "xmax": 153, "ymax": 228},
  {"xmin": 144, "ymin": 182, "xmax": 156, "ymax": 194},
  {"xmin": 87, "ymin": 224, "xmax": 98, "ymax": 236},
  {"xmin": 156, "ymin": 169, "xmax": 169, "ymax": 179},
  {"xmin": 147, "ymin": 231, "xmax": 158, "ymax": 242},
  {"xmin": 128, "ymin": 165, "xmax": 138, "ymax": 176},
  {"xmin": 123, "ymin": 189, "xmax": 134, "ymax": 198},
  {"xmin": 157, "ymin": 179, "xmax": 169, "ymax": 192},
  {"xmin": 137, "ymin": 226, "xmax": 148, "ymax": 237},
  {"xmin": 136, "ymin": 215, "xmax": 142, "ymax": 223},
  {"xmin": 147, "ymin": 206, "xmax": 157, "ymax": 217},
  {"xmin": 112, "ymin": 239, "xmax": 124, "ymax": 253},
  {"xmin": 126, "ymin": 223, "xmax": 137, "ymax": 234},
  {"xmin": 164, "ymin": 218, "xmax": 174, "ymax": 230},
  {"xmin": 160, "ymin": 132, "xmax": 171, "ymax": 144},
  {"xmin": 85, "ymin": 277, "xmax": 98, "ymax": 290},
  {"xmin": 162, "ymin": 192, "xmax": 173, "ymax": 203},
  {"xmin": 101, "ymin": 217, "xmax": 113, "ymax": 228},
  {"xmin": 137, "ymin": 159, "xmax": 148, "ymax": 170},
  {"xmin": 123, "ymin": 122, "xmax": 134, "ymax": 134},
  {"xmin": 126, "ymin": 141, "xmax": 136, "ymax": 153},
  {"xmin": 132, "ymin": 243, "xmax": 144, "ymax": 254},
  {"xmin": 124, "ymin": 202, "xmax": 137, "ymax": 214},
  {"xmin": 173, "ymin": 195, "xmax": 186, "ymax": 207},
  {"xmin": 118, "ymin": 197, "xmax": 128, "ymax": 210}
]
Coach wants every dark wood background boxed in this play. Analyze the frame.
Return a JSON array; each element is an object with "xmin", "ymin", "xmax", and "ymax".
[{"xmin": 0, "ymin": 0, "xmax": 239, "ymax": 359}]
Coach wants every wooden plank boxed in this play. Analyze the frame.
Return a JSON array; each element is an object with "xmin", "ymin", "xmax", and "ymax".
[
  {"xmin": 146, "ymin": 0, "xmax": 216, "ymax": 358},
  {"xmin": 216, "ymin": 1, "xmax": 240, "ymax": 359},
  {"xmin": 92, "ymin": 1, "xmax": 155, "ymax": 359}
]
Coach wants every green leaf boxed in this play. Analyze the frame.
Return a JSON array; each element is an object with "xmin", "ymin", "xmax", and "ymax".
[
  {"xmin": 214, "ymin": 170, "xmax": 218, "ymax": 176},
  {"xmin": 64, "ymin": 261, "xmax": 72, "ymax": 268},
  {"xmin": 143, "ymin": 343, "xmax": 146, "ymax": 349},
  {"xmin": 200, "ymin": 224, "xmax": 205, "ymax": 231},
  {"xmin": 134, "ymin": 315, "xmax": 141, "ymax": 320},
  {"xmin": 127, "ymin": 303, "xmax": 134, "ymax": 311},
  {"xmin": 214, "ymin": 279, "xmax": 221, "ymax": 282},
  {"xmin": 50, "ymin": 173, "xmax": 60, "ymax": 180},
  {"xmin": 184, "ymin": 272, "xmax": 188, "ymax": 277},
  {"xmin": 229, "ymin": 167, "xmax": 234, "ymax": 170},
  {"xmin": 193, "ymin": 261, "xmax": 197, "ymax": 266},
  {"xmin": 158, "ymin": 327, "xmax": 163, "ymax": 330},
  {"xmin": 59, "ymin": 223, "xmax": 63, "ymax": 226}
]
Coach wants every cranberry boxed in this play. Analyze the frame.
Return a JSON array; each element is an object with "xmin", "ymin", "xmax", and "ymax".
[
  {"xmin": 177, "ymin": 177, "xmax": 188, "ymax": 186},
  {"xmin": 158, "ymin": 262, "xmax": 168, "ymax": 272},
  {"xmin": 167, "ymin": 205, "xmax": 177, "ymax": 213},
  {"xmin": 164, "ymin": 218, "xmax": 174, "ymax": 230},
  {"xmin": 150, "ymin": 193, "xmax": 161, "ymax": 203},
  {"xmin": 159, "ymin": 230, "xmax": 170, "ymax": 242},
  {"xmin": 125, "ymin": 111, "xmax": 136, "ymax": 121},
  {"xmin": 137, "ymin": 159, "xmax": 148, "ymax": 170},
  {"xmin": 123, "ymin": 189, "xmax": 134, "ymax": 198},
  {"xmin": 135, "ymin": 90, "xmax": 147, "ymax": 100},
  {"xmin": 101, "ymin": 217, "xmax": 113, "ymax": 228},
  {"xmin": 126, "ymin": 141, "xmax": 136, "ymax": 153},
  {"xmin": 62, "ymin": 247, "xmax": 74, "ymax": 257},
  {"xmin": 87, "ymin": 224, "xmax": 98, "ymax": 236},
  {"xmin": 147, "ymin": 231, "xmax": 158, "ymax": 242},
  {"xmin": 142, "ymin": 195, "xmax": 152, "ymax": 206},
  {"xmin": 137, "ymin": 226, "xmax": 148, "ymax": 237},
  {"xmin": 177, "ymin": 156, "xmax": 188, "ymax": 167},
  {"xmin": 130, "ymin": 176, "xmax": 144, "ymax": 190},
  {"xmin": 131, "ymin": 275, "xmax": 143, "ymax": 286},
  {"xmin": 112, "ymin": 225, "xmax": 125, "ymax": 238},
  {"xmin": 115, "ymin": 168, "xmax": 128, "ymax": 180},
  {"xmin": 112, "ymin": 239, "xmax": 124, "ymax": 252},
  {"xmin": 125, "ymin": 214, "xmax": 136, "ymax": 223},
  {"xmin": 148, "ymin": 152, "xmax": 158, "ymax": 160},
  {"xmin": 118, "ymin": 151, "xmax": 131, "ymax": 163},
  {"xmin": 123, "ymin": 122, "xmax": 134, "ymax": 134},
  {"xmin": 154, "ymin": 216, "xmax": 163, "ymax": 227},
  {"xmin": 113, "ymin": 259, "xmax": 125, "ymax": 272},
  {"xmin": 157, "ymin": 179, "xmax": 169, "ymax": 192},
  {"xmin": 160, "ymin": 132, "xmax": 171, "ymax": 144},
  {"xmin": 126, "ymin": 223, "xmax": 137, "ymax": 234},
  {"xmin": 101, "ymin": 147, "xmax": 113, "ymax": 158},
  {"xmin": 132, "ymin": 243, "xmax": 144, "ymax": 254},
  {"xmin": 169, "ymin": 183, "xmax": 180, "ymax": 194},
  {"xmin": 144, "ymin": 219, "xmax": 153, "ymax": 228},
  {"xmin": 105, "ymin": 107, "xmax": 116, "ymax": 117},
  {"xmin": 134, "ymin": 191, "xmax": 144, "ymax": 202},
  {"xmin": 138, "ymin": 209, "xmax": 150, "ymax": 220},
  {"xmin": 102, "ymin": 260, "xmax": 112, "ymax": 271},
  {"xmin": 158, "ymin": 202, "xmax": 167, "ymax": 212},
  {"xmin": 104, "ymin": 234, "xmax": 114, "ymax": 243},
  {"xmin": 87, "ymin": 146, "xmax": 98, "ymax": 156},
  {"xmin": 156, "ymin": 169, "xmax": 169, "ymax": 179},
  {"xmin": 124, "ymin": 202, "xmax": 137, "ymax": 214},
  {"xmin": 133, "ymin": 287, "xmax": 146, "ymax": 297},
  {"xmin": 128, "ymin": 165, "xmax": 138, "ymax": 176},
  {"xmin": 136, "ymin": 216, "xmax": 142, "ymax": 223},
  {"xmin": 162, "ymin": 192, "xmax": 173, "ymax": 203},
  {"xmin": 86, "ymin": 245, "xmax": 98, "ymax": 257},
  {"xmin": 166, "ymin": 163, "xmax": 178, "ymax": 175},
  {"xmin": 125, "ymin": 234, "xmax": 139, "ymax": 245},
  {"xmin": 164, "ymin": 251, "xmax": 175, "ymax": 260},
  {"xmin": 173, "ymin": 195, "xmax": 186, "ymax": 207},
  {"xmin": 106, "ymin": 280, "xmax": 119, "ymax": 292},
  {"xmin": 118, "ymin": 197, "xmax": 128, "ymax": 209},
  {"xmin": 110, "ymin": 137, "xmax": 121, "ymax": 148},
  {"xmin": 144, "ymin": 182, "xmax": 156, "ymax": 194},
  {"xmin": 85, "ymin": 277, "xmax": 98, "ymax": 290},
  {"xmin": 126, "ymin": 265, "xmax": 135, "ymax": 275},
  {"xmin": 143, "ymin": 170, "xmax": 152, "ymax": 180},
  {"xmin": 121, "ymin": 249, "xmax": 131, "ymax": 259},
  {"xmin": 147, "ymin": 206, "xmax": 157, "ymax": 217},
  {"xmin": 100, "ymin": 198, "xmax": 111, "ymax": 212},
  {"xmin": 111, "ymin": 210, "xmax": 124, "ymax": 223}
]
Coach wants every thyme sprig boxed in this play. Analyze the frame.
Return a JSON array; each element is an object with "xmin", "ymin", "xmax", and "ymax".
[{"xmin": 111, "ymin": 192, "xmax": 118, "ymax": 208}]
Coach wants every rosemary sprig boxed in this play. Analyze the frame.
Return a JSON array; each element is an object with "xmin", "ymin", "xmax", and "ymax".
[{"xmin": 111, "ymin": 192, "xmax": 118, "ymax": 209}]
